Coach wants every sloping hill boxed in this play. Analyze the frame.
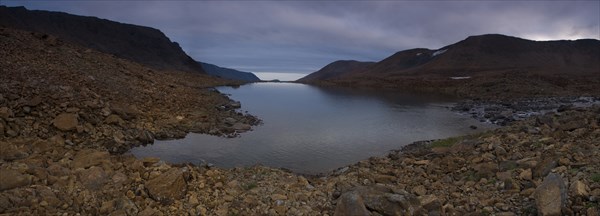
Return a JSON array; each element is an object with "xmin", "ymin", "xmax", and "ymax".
[
  {"xmin": 0, "ymin": 6, "xmax": 206, "ymax": 73},
  {"xmin": 297, "ymin": 60, "xmax": 374, "ymax": 82},
  {"xmin": 351, "ymin": 34, "xmax": 599, "ymax": 77},
  {"xmin": 301, "ymin": 34, "xmax": 600, "ymax": 98},
  {"xmin": 199, "ymin": 62, "xmax": 260, "ymax": 82}
]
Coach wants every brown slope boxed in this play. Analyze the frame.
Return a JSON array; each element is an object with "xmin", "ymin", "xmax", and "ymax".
[
  {"xmin": 297, "ymin": 60, "xmax": 375, "ymax": 82},
  {"xmin": 0, "ymin": 6, "xmax": 206, "ymax": 74}
]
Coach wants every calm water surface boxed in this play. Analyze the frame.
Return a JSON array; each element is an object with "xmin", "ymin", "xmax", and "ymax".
[{"xmin": 130, "ymin": 83, "xmax": 492, "ymax": 174}]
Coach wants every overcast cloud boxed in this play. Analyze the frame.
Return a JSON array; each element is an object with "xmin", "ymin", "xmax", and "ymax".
[{"xmin": 3, "ymin": 1, "xmax": 599, "ymax": 77}]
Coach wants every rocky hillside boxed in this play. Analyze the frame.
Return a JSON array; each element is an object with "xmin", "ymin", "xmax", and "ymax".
[
  {"xmin": 0, "ymin": 6, "xmax": 206, "ymax": 74},
  {"xmin": 200, "ymin": 62, "xmax": 260, "ymax": 82},
  {"xmin": 302, "ymin": 34, "xmax": 600, "ymax": 99},
  {"xmin": 0, "ymin": 27, "xmax": 258, "ymax": 153},
  {"xmin": 297, "ymin": 60, "xmax": 374, "ymax": 82}
]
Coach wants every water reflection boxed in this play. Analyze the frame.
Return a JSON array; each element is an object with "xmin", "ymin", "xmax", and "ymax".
[{"xmin": 130, "ymin": 83, "xmax": 492, "ymax": 174}]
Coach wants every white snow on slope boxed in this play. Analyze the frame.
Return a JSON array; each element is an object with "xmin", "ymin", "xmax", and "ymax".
[{"xmin": 432, "ymin": 49, "xmax": 447, "ymax": 57}]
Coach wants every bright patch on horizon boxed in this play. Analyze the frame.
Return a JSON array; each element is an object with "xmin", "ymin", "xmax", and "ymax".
[{"xmin": 254, "ymin": 72, "xmax": 307, "ymax": 81}]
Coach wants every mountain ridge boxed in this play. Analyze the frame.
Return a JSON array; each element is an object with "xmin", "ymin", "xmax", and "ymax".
[
  {"xmin": 298, "ymin": 34, "xmax": 600, "ymax": 98},
  {"xmin": 0, "ymin": 6, "xmax": 206, "ymax": 73},
  {"xmin": 199, "ymin": 62, "xmax": 260, "ymax": 82}
]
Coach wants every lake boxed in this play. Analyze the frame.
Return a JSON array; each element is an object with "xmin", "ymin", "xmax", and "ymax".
[{"xmin": 130, "ymin": 83, "xmax": 492, "ymax": 174}]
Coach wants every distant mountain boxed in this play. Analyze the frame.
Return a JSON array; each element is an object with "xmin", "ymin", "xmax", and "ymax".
[
  {"xmin": 355, "ymin": 34, "xmax": 599, "ymax": 77},
  {"xmin": 199, "ymin": 62, "xmax": 260, "ymax": 82},
  {"xmin": 0, "ymin": 6, "xmax": 206, "ymax": 74},
  {"xmin": 300, "ymin": 34, "xmax": 600, "ymax": 98},
  {"xmin": 297, "ymin": 60, "xmax": 374, "ymax": 82}
]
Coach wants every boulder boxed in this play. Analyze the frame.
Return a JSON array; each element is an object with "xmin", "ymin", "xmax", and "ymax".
[
  {"xmin": 0, "ymin": 141, "xmax": 29, "ymax": 161},
  {"xmin": 72, "ymin": 149, "xmax": 110, "ymax": 169},
  {"xmin": 145, "ymin": 168, "xmax": 187, "ymax": 203},
  {"xmin": 52, "ymin": 113, "xmax": 78, "ymax": 131},
  {"xmin": 334, "ymin": 192, "xmax": 370, "ymax": 216},
  {"xmin": 334, "ymin": 184, "xmax": 423, "ymax": 216},
  {"xmin": 534, "ymin": 173, "xmax": 566, "ymax": 216},
  {"xmin": 0, "ymin": 169, "xmax": 32, "ymax": 191},
  {"xmin": 78, "ymin": 166, "xmax": 108, "ymax": 190}
]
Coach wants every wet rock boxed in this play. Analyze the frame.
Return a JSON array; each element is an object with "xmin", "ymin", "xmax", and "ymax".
[
  {"xmin": 0, "ymin": 169, "xmax": 32, "ymax": 191},
  {"xmin": 72, "ymin": 149, "xmax": 110, "ymax": 169},
  {"xmin": 52, "ymin": 113, "xmax": 78, "ymax": 131},
  {"xmin": 79, "ymin": 166, "xmax": 108, "ymax": 190},
  {"xmin": 136, "ymin": 130, "xmax": 154, "ymax": 144},
  {"xmin": 229, "ymin": 101, "xmax": 241, "ymax": 109},
  {"xmin": 145, "ymin": 168, "xmax": 186, "ymax": 204},
  {"xmin": 534, "ymin": 173, "xmax": 566, "ymax": 216},
  {"xmin": 231, "ymin": 123, "xmax": 251, "ymax": 131}
]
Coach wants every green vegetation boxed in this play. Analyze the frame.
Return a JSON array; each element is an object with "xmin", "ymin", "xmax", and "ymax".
[
  {"xmin": 481, "ymin": 209, "xmax": 491, "ymax": 216},
  {"xmin": 242, "ymin": 181, "xmax": 258, "ymax": 190},
  {"xmin": 430, "ymin": 137, "xmax": 461, "ymax": 148},
  {"xmin": 591, "ymin": 173, "xmax": 600, "ymax": 183}
]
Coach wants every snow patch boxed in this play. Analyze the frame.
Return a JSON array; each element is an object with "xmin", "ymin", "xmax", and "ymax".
[
  {"xmin": 432, "ymin": 49, "xmax": 447, "ymax": 57},
  {"xmin": 416, "ymin": 53, "xmax": 422, "ymax": 56},
  {"xmin": 450, "ymin": 76, "xmax": 471, "ymax": 80}
]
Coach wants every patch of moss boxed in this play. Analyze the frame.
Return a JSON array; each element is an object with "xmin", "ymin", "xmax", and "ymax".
[
  {"xmin": 430, "ymin": 137, "xmax": 461, "ymax": 148},
  {"xmin": 242, "ymin": 181, "xmax": 257, "ymax": 190},
  {"xmin": 591, "ymin": 173, "xmax": 600, "ymax": 183}
]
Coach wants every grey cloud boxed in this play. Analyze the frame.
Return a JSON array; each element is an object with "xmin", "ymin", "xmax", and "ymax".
[{"xmin": 3, "ymin": 1, "xmax": 598, "ymax": 75}]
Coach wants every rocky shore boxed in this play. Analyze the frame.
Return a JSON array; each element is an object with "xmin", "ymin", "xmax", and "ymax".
[
  {"xmin": 1, "ymin": 27, "xmax": 599, "ymax": 215},
  {"xmin": 452, "ymin": 96, "xmax": 600, "ymax": 126}
]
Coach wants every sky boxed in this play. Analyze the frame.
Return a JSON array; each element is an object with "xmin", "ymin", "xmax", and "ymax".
[{"xmin": 3, "ymin": 1, "xmax": 599, "ymax": 80}]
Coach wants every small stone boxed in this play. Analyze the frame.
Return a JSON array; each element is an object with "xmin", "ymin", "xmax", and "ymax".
[
  {"xmin": 0, "ymin": 107, "xmax": 12, "ymax": 119},
  {"xmin": 587, "ymin": 207, "xmax": 599, "ymax": 216},
  {"xmin": 412, "ymin": 185, "xmax": 427, "ymax": 196},
  {"xmin": 231, "ymin": 123, "xmax": 251, "ymax": 131},
  {"xmin": 27, "ymin": 96, "xmax": 42, "ymax": 107},
  {"xmin": 569, "ymin": 180, "xmax": 590, "ymax": 198},
  {"xmin": 104, "ymin": 114, "xmax": 124, "ymax": 126},
  {"xmin": 413, "ymin": 160, "xmax": 430, "ymax": 165},
  {"xmin": 519, "ymin": 169, "xmax": 532, "ymax": 181},
  {"xmin": 270, "ymin": 194, "xmax": 288, "ymax": 200},
  {"xmin": 52, "ymin": 113, "xmax": 78, "ymax": 131}
]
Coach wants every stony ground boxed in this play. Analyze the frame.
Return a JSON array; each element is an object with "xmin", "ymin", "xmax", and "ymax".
[{"xmin": 1, "ymin": 27, "xmax": 599, "ymax": 215}]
